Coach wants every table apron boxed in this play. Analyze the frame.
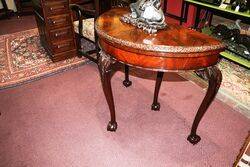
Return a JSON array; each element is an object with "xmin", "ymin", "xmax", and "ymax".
[{"xmin": 99, "ymin": 39, "xmax": 220, "ymax": 71}]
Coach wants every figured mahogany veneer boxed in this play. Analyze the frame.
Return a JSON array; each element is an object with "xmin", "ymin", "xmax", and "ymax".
[{"xmin": 95, "ymin": 8, "xmax": 224, "ymax": 71}]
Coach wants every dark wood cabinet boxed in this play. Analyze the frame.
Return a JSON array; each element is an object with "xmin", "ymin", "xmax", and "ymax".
[
  {"xmin": 32, "ymin": 0, "xmax": 77, "ymax": 62},
  {"xmin": 15, "ymin": 0, "xmax": 34, "ymax": 16}
]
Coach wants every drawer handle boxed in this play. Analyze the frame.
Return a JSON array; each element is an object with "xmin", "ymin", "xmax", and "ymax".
[
  {"xmin": 51, "ymin": 18, "xmax": 66, "ymax": 25},
  {"xmin": 50, "ymin": 5, "xmax": 65, "ymax": 11},
  {"xmin": 57, "ymin": 43, "xmax": 70, "ymax": 49},
  {"xmin": 55, "ymin": 31, "xmax": 67, "ymax": 37}
]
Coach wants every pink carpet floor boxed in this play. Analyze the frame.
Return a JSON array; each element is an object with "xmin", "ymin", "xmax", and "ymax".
[{"xmin": 0, "ymin": 63, "xmax": 249, "ymax": 167}]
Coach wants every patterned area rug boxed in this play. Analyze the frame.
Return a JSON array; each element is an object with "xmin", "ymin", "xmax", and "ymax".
[
  {"xmin": 180, "ymin": 59, "xmax": 250, "ymax": 117},
  {"xmin": 0, "ymin": 28, "xmax": 87, "ymax": 89},
  {"xmin": 218, "ymin": 59, "xmax": 249, "ymax": 108}
]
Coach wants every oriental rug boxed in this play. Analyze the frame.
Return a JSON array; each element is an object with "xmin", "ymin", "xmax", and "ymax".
[{"xmin": 0, "ymin": 28, "xmax": 87, "ymax": 89}]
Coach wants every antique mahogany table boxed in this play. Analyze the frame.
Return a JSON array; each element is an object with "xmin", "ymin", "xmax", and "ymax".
[{"xmin": 95, "ymin": 8, "xmax": 225, "ymax": 145}]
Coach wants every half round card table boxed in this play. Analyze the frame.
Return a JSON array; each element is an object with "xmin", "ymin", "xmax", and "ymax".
[{"xmin": 95, "ymin": 8, "xmax": 225, "ymax": 145}]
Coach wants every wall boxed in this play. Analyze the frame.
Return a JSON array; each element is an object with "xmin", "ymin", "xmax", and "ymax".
[{"xmin": 165, "ymin": 0, "xmax": 197, "ymax": 27}]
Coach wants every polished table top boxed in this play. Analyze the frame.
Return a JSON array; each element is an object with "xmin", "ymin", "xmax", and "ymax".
[{"xmin": 95, "ymin": 8, "xmax": 225, "ymax": 71}]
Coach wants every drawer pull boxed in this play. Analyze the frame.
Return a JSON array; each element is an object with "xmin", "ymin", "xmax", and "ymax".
[
  {"xmin": 50, "ymin": 5, "xmax": 65, "ymax": 11},
  {"xmin": 51, "ymin": 18, "xmax": 66, "ymax": 24},
  {"xmin": 57, "ymin": 43, "xmax": 70, "ymax": 48},
  {"xmin": 55, "ymin": 31, "xmax": 67, "ymax": 37}
]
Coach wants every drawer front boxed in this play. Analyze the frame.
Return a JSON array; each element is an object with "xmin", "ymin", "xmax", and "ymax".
[
  {"xmin": 44, "ymin": 1, "xmax": 69, "ymax": 16},
  {"xmin": 51, "ymin": 49, "xmax": 77, "ymax": 62},
  {"xmin": 49, "ymin": 26, "xmax": 74, "ymax": 42},
  {"xmin": 47, "ymin": 14, "xmax": 71, "ymax": 30},
  {"xmin": 52, "ymin": 40, "xmax": 75, "ymax": 54}
]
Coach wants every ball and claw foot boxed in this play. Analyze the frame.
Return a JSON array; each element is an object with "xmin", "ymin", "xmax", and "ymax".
[
  {"xmin": 107, "ymin": 121, "xmax": 118, "ymax": 132},
  {"xmin": 123, "ymin": 80, "xmax": 132, "ymax": 87},
  {"xmin": 187, "ymin": 134, "xmax": 201, "ymax": 145},
  {"xmin": 151, "ymin": 102, "xmax": 160, "ymax": 111}
]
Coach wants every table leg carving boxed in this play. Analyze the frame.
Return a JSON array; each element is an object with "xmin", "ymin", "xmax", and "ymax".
[
  {"xmin": 151, "ymin": 72, "xmax": 164, "ymax": 111},
  {"xmin": 195, "ymin": 69, "xmax": 209, "ymax": 80},
  {"xmin": 98, "ymin": 51, "xmax": 117, "ymax": 131},
  {"xmin": 187, "ymin": 66, "xmax": 222, "ymax": 145},
  {"xmin": 123, "ymin": 65, "xmax": 132, "ymax": 87}
]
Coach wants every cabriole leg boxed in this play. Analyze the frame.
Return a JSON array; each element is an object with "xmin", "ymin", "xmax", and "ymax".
[
  {"xmin": 123, "ymin": 65, "xmax": 132, "ymax": 87},
  {"xmin": 187, "ymin": 66, "xmax": 222, "ymax": 144},
  {"xmin": 151, "ymin": 72, "xmax": 164, "ymax": 111},
  {"xmin": 98, "ymin": 51, "xmax": 117, "ymax": 131}
]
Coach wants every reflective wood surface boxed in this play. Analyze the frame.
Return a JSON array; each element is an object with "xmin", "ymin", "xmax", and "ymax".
[{"xmin": 96, "ymin": 8, "xmax": 225, "ymax": 71}]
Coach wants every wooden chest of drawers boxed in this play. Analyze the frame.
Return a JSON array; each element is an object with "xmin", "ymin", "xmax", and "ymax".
[{"xmin": 32, "ymin": 0, "xmax": 77, "ymax": 62}]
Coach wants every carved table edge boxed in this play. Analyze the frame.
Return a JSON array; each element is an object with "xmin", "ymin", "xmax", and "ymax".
[{"xmin": 95, "ymin": 24, "xmax": 225, "ymax": 54}]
